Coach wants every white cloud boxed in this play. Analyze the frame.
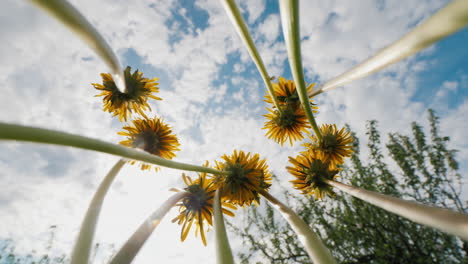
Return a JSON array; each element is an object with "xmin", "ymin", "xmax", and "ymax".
[
  {"xmin": 300, "ymin": 0, "xmax": 447, "ymax": 81},
  {"xmin": 435, "ymin": 80, "xmax": 459, "ymax": 100},
  {"xmin": 440, "ymin": 100, "xmax": 468, "ymax": 161},
  {"xmin": 238, "ymin": 0, "xmax": 266, "ymax": 24},
  {"xmin": 257, "ymin": 14, "xmax": 280, "ymax": 43}
]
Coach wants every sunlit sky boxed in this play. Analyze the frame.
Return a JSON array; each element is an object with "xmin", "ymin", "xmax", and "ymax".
[{"xmin": 1, "ymin": 0, "xmax": 467, "ymax": 263}]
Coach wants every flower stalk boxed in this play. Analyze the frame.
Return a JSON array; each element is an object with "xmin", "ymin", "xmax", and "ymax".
[
  {"xmin": 71, "ymin": 159, "xmax": 126, "ymax": 264},
  {"xmin": 259, "ymin": 190, "xmax": 336, "ymax": 264},
  {"xmin": 213, "ymin": 189, "xmax": 234, "ymax": 264},
  {"xmin": 0, "ymin": 122, "xmax": 227, "ymax": 175},
  {"xmin": 109, "ymin": 191, "xmax": 190, "ymax": 264},
  {"xmin": 278, "ymin": 0, "xmax": 322, "ymax": 140},
  {"xmin": 327, "ymin": 180, "xmax": 468, "ymax": 240},
  {"xmin": 309, "ymin": 0, "xmax": 468, "ymax": 97},
  {"xmin": 220, "ymin": 0, "xmax": 282, "ymax": 111},
  {"xmin": 28, "ymin": 0, "xmax": 126, "ymax": 92}
]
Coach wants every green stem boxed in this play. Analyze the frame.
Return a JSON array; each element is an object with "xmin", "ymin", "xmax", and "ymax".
[
  {"xmin": 28, "ymin": 0, "xmax": 126, "ymax": 92},
  {"xmin": 309, "ymin": 0, "xmax": 468, "ymax": 97},
  {"xmin": 327, "ymin": 180, "xmax": 468, "ymax": 240},
  {"xmin": 71, "ymin": 159, "xmax": 126, "ymax": 264},
  {"xmin": 278, "ymin": 0, "xmax": 322, "ymax": 140},
  {"xmin": 108, "ymin": 191, "xmax": 189, "ymax": 264},
  {"xmin": 214, "ymin": 189, "xmax": 234, "ymax": 264},
  {"xmin": 260, "ymin": 190, "xmax": 336, "ymax": 264},
  {"xmin": 220, "ymin": 0, "xmax": 282, "ymax": 111},
  {"xmin": 0, "ymin": 122, "xmax": 227, "ymax": 175}
]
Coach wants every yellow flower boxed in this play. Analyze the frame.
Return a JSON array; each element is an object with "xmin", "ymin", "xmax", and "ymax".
[
  {"xmin": 303, "ymin": 124, "xmax": 354, "ymax": 167},
  {"xmin": 172, "ymin": 169, "xmax": 236, "ymax": 246},
  {"xmin": 213, "ymin": 150, "xmax": 272, "ymax": 207},
  {"xmin": 264, "ymin": 76, "xmax": 317, "ymax": 110},
  {"xmin": 287, "ymin": 151, "xmax": 339, "ymax": 200},
  {"xmin": 92, "ymin": 66, "xmax": 162, "ymax": 122},
  {"xmin": 118, "ymin": 116, "xmax": 180, "ymax": 171},
  {"xmin": 262, "ymin": 77, "xmax": 318, "ymax": 146},
  {"xmin": 263, "ymin": 105, "xmax": 310, "ymax": 146}
]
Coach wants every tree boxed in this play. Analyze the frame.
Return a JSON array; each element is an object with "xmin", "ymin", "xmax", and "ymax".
[{"xmin": 230, "ymin": 110, "xmax": 467, "ymax": 264}]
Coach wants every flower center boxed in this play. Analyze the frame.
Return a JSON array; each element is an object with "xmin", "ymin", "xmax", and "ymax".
[
  {"xmin": 320, "ymin": 133, "xmax": 338, "ymax": 153},
  {"xmin": 303, "ymin": 158, "xmax": 339, "ymax": 184},
  {"xmin": 184, "ymin": 184, "xmax": 208, "ymax": 211},
  {"xmin": 274, "ymin": 107, "xmax": 297, "ymax": 128},
  {"xmin": 121, "ymin": 66, "xmax": 146, "ymax": 97},
  {"xmin": 221, "ymin": 162, "xmax": 254, "ymax": 193},
  {"xmin": 227, "ymin": 162, "xmax": 246, "ymax": 181},
  {"xmin": 133, "ymin": 131, "xmax": 160, "ymax": 154}
]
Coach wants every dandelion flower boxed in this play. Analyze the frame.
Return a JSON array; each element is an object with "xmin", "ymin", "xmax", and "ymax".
[
  {"xmin": 287, "ymin": 151, "xmax": 339, "ymax": 200},
  {"xmin": 264, "ymin": 76, "xmax": 317, "ymax": 110},
  {"xmin": 263, "ymin": 105, "xmax": 310, "ymax": 146},
  {"xmin": 172, "ymin": 169, "xmax": 236, "ymax": 246},
  {"xmin": 92, "ymin": 66, "xmax": 161, "ymax": 122},
  {"xmin": 263, "ymin": 77, "xmax": 318, "ymax": 146},
  {"xmin": 303, "ymin": 124, "xmax": 354, "ymax": 167},
  {"xmin": 213, "ymin": 150, "xmax": 272, "ymax": 207},
  {"xmin": 118, "ymin": 116, "xmax": 180, "ymax": 171}
]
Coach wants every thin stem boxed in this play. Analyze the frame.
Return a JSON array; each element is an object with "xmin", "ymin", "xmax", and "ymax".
[
  {"xmin": 0, "ymin": 122, "xmax": 227, "ymax": 175},
  {"xmin": 220, "ymin": 0, "xmax": 282, "ymax": 111},
  {"xmin": 71, "ymin": 159, "xmax": 126, "ymax": 264},
  {"xmin": 214, "ymin": 189, "xmax": 235, "ymax": 264},
  {"xmin": 109, "ymin": 191, "xmax": 190, "ymax": 264},
  {"xmin": 259, "ymin": 190, "xmax": 336, "ymax": 264},
  {"xmin": 327, "ymin": 180, "xmax": 468, "ymax": 240},
  {"xmin": 28, "ymin": 0, "xmax": 126, "ymax": 92},
  {"xmin": 278, "ymin": 0, "xmax": 322, "ymax": 140},
  {"xmin": 309, "ymin": 0, "xmax": 468, "ymax": 97}
]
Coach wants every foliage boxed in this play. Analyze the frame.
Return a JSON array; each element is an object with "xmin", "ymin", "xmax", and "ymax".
[{"xmin": 231, "ymin": 110, "xmax": 467, "ymax": 264}]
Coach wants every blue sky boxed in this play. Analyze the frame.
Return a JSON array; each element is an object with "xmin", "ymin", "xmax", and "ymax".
[
  {"xmin": 411, "ymin": 28, "xmax": 468, "ymax": 107},
  {"xmin": 0, "ymin": 0, "xmax": 467, "ymax": 263}
]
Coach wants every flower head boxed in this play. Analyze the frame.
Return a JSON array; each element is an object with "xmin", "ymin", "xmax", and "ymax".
[
  {"xmin": 287, "ymin": 151, "xmax": 339, "ymax": 199},
  {"xmin": 213, "ymin": 150, "xmax": 272, "ymax": 207},
  {"xmin": 263, "ymin": 105, "xmax": 310, "ymax": 146},
  {"xmin": 172, "ymin": 168, "xmax": 236, "ymax": 246},
  {"xmin": 92, "ymin": 66, "xmax": 162, "ymax": 122},
  {"xmin": 303, "ymin": 124, "xmax": 354, "ymax": 167},
  {"xmin": 118, "ymin": 116, "xmax": 180, "ymax": 171},
  {"xmin": 263, "ymin": 77, "xmax": 318, "ymax": 146},
  {"xmin": 264, "ymin": 77, "xmax": 317, "ymax": 109}
]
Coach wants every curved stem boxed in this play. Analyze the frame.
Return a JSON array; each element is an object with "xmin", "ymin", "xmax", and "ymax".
[
  {"xmin": 220, "ymin": 0, "xmax": 282, "ymax": 111},
  {"xmin": 108, "ymin": 191, "xmax": 189, "ymax": 264},
  {"xmin": 28, "ymin": 0, "xmax": 126, "ymax": 92},
  {"xmin": 71, "ymin": 159, "xmax": 126, "ymax": 264},
  {"xmin": 278, "ymin": 0, "xmax": 322, "ymax": 140},
  {"xmin": 213, "ymin": 189, "xmax": 234, "ymax": 264},
  {"xmin": 327, "ymin": 180, "xmax": 468, "ymax": 240},
  {"xmin": 0, "ymin": 122, "xmax": 227, "ymax": 175},
  {"xmin": 259, "ymin": 190, "xmax": 336, "ymax": 264},
  {"xmin": 309, "ymin": 0, "xmax": 468, "ymax": 97}
]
